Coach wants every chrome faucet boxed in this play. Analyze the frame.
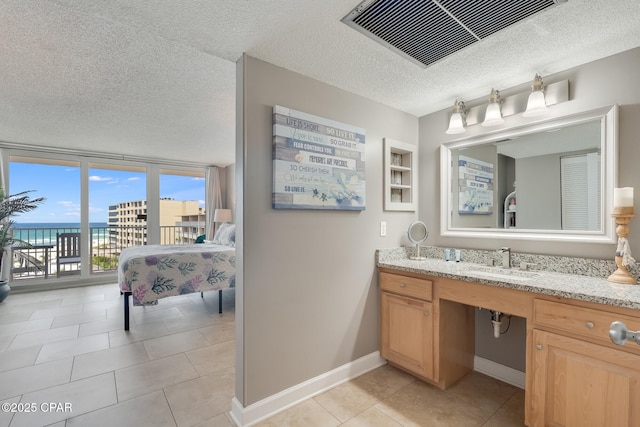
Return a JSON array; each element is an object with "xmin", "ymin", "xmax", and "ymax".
[{"xmin": 499, "ymin": 247, "xmax": 510, "ymax": 268}]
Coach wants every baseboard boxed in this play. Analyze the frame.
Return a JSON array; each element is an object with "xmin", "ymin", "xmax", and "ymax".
[
  {"xmin": 474, "ymin": 356, "xmax": 525, "ymax": 389},
  {"xmin": 229, "ymin": 351, "xmax": 386, "ymax": 426}
]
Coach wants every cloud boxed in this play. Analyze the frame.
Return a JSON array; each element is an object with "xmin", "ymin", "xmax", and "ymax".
[
  {"xmin": 89, "ymin": 175, "xmax": 116, "ymax": 182},
  {"xmin": 57, "ymin": 200, "xmax": 80, "ymax": 216},
  {"xmin": 127, "ymin": 177, "xmax": 140, "ymax": 181}
]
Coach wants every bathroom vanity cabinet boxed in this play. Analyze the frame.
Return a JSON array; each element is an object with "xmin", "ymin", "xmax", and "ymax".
[
  {"xmin": 379, "ymin": 271, "xmax": 474, "ymax": 388},
  {"xmin": 379, "ymin": 268, "xmax": 640, "ymax": 427},
  {"xmin": 530, "ymin": 299, "xmax": 640, "ymax": 427},
  {"xmin": 380, "ymin": 276, "xmax": 434, "ymax": 379}
]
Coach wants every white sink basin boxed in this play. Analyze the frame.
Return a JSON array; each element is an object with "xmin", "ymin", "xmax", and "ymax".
[{"xmin": 464, "ymin": 267, "xmax": 538, "ymax": 282}]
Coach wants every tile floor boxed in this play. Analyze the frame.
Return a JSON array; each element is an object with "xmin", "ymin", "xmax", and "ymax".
[
  {"xmin": 0, "ymin": 283, "xmax": 236, "ymax": 427},
  {"xmin": 0, "ymin": 283, "xmax": 525, "ymax": 427},
  {"xmin": 255, "ymin": 366, "xmax": 525, "ymax": 427}
]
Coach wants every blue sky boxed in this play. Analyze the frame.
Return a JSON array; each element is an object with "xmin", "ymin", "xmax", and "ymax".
[{"xmin": 9, "ymin": 162, "xmax": 205, "ymax": 223}]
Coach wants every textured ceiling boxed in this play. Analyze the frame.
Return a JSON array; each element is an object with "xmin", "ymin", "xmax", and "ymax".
[{"xmin": 1, "ymin": 0, "xmax": 639, "ymax": 166}]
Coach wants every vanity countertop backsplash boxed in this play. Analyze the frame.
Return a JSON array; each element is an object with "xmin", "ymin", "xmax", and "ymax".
[{"xmin": 377, "ymin": 246, "xmax": 640, "ymax": 310}]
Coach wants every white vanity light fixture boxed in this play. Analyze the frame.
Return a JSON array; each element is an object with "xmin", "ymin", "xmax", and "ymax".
[
  {"xmin": 445, "ymin": 100, "xmax": 467, "ymax": 134},
  {"xmin": 523, "ymin": 74, "xmax": 549, "ymax": 117},
  {"xmin": 445, "ymin": 78, "xmax": 569, "ymax": 133},
  {"xmin": 481, "ymin": 89, "xmax": 504, "ymax": 127}
]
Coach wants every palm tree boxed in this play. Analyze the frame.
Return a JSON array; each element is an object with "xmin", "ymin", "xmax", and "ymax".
[{"xmin": 0, "ymin": 189, "xmax": 45, "ymax": 288}]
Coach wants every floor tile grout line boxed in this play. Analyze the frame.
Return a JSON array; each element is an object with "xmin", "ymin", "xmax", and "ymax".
[
  {"xmin": 479, "ymin": 387, "xmax": 519, "ymax": 426},
  {"xmin": 162, "ymin": 388, "xmax": 179, "ymax": 427}
]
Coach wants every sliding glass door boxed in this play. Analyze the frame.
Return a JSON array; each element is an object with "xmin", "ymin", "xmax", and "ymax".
[
  {"xmin": 9, "ymin": 156, "xmax": 81, "ymax": 281},
  {"xmin": 5, "ymin": 150, "xmax": 208, "ymax": 288},
  {"xmin": 160, "ymin": 169, "xmax": 206, "ymax": 244},
  {"xmin": 89, "ymin": 163, "xmax": 147, "ymax": 274}
]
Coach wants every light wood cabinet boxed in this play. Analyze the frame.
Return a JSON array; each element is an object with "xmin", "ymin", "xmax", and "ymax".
[
  {"xmin": 380, "ymin": 266, "xmax": 640, "ymax": 425},
  {"xmin": 530, "ymin": 298, "xmax": 640, "ymax": 427},
  {"xmin": 379, "ymin": 271, "xmax": 474, "ymax": 387},
  {"xmin": 380, "ymin": 292, "xmax": 434, "ymax": 379},
  {"xmin": 530, "ymin": 329, "xmax": 640, "ymax": 427}
]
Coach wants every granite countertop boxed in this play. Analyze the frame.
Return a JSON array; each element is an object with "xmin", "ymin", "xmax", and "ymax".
[{"xmin": 377, "ymin": 248, "xmax": 640, "ymax": 311}]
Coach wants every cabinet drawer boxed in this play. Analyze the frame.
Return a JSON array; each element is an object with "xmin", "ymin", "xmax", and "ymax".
[
  {"xmin": 380, "ymin": 272, "xmax": 432, "ymax": 301},
  {"xmin": 534, "ymin": 299, "xmax": 640, "ymax": 346}
]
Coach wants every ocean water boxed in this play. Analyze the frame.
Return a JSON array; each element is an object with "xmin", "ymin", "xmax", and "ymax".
[{"xmin": 13, "ymin": 223, "xmax": 109, "ymax": 245}]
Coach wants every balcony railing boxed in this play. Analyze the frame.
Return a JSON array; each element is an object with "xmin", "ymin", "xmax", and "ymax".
[{"xmin": 10, "ymin": 225, "xmax": 202, "ymax": 281}]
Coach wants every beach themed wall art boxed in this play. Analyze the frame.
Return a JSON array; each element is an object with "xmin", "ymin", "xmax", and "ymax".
[
  {"xmin": 272, "ymin": 105, "xmax": 366, "ymax": 210},
  {"xmin": 458, "ymin": 155, "xmax": 493, "ymax": 214}
]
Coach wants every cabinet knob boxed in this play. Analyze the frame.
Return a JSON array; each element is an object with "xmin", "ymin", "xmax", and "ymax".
[
  {"xmin": 399, "ymin": 283, "xmax": 406, "ymax": 288},
  {"xmin": 610, "ymin": 321, "xmax": 640, "ymax": 346},
  {"xmin": 536, "ymin": 344, "xmax": 543, "ymax": 350},
  {"xmin": 586, "ymin": 321, "xmax": 594, "ymax": 329},
  {"xmin": 424, "ymin": 311, "xmax": 429, "ymax": 316}
]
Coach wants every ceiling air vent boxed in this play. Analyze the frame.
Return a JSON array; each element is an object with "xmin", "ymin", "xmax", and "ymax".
[{"xmin": 341, "ymin": 0, "xmax": 567, "ymax": 68}]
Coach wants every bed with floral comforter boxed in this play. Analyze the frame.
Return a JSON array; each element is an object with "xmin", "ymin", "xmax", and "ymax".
[{"xmin": 118, "ymin": 243, "xmax": 236, "ymax": 330}]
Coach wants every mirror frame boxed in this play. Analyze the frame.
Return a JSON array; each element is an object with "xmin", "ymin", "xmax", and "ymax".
[{"xmin": 440, "ymin": 105, "xmax": 618, "ymax": 243}]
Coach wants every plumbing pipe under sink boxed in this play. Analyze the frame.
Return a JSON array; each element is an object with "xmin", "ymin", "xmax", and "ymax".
[{"xmin": 490, "ymin": 310, "xmax": 502, "ymax": 338}]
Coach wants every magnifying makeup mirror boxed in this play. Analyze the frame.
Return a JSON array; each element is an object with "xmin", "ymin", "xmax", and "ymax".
[{"xmin": 408, "ymin": 221, "xmax": 428, "ymax": 260}]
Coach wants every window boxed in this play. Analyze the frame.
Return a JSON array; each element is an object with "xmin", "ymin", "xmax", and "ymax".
[
  {"xmin": 4, "ymin": 149, "xmax": 208, "ymax": 287},
  {"xmin": 160, "ymin": 169, "xmax": 205, "ymax": 244},
  {"xmin": 561, "ymin": 152, "xmax": 601, "ymax": 230},
  {"xmin": 9, "ymin": 157, "xmax": 81, "ymax": 279},
  {"xmin": 90, "ymin": 163, "xmax": 146, "ymax": 272}
]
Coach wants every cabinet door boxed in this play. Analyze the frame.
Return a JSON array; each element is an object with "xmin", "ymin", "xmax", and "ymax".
[
  {"xmin": 531, "ymin": 329, "xmax": 640, "ymax": 427},
  {"xmin": 380, "ymin": 292, "xmax": 433, "ymax": 379}
]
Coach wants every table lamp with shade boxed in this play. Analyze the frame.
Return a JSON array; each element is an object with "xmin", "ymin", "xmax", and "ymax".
[{"xmin": 213, "ymin": 209, "xmax": 232, "ymax": 233}]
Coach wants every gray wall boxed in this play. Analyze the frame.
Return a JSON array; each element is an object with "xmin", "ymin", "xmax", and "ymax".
[
  {"xmin": 516, "ymin": 154, "xmax": 561, "ymax": 229},
  {"xmin": 420, "ymin": 47, "xmax": 640, "ymax": 371},
  {"xmin": 236, "ymin": 55, "xmax": 419, "ymax": 405},
  {"xmin": 474, "ymin": 310, "xmax": 526, "ymax": 372}
]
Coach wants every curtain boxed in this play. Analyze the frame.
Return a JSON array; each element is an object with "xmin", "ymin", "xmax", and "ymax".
[{"xmin": 205, "ymin": 166, "xmax": 223, "ymax": 240}]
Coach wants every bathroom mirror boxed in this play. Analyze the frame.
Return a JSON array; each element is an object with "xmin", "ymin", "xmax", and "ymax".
[
  {"xmin": 408, "ymin": 220, "xmax": 428, "ymax": 260},
  {"xmin": 440, "ymin": 105, "xmax": 617, "ymax": 243}
]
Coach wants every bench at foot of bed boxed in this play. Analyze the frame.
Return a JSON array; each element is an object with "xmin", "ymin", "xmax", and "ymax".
[{"xmin": 123, "ymin": 289, "xmax": 224, "ymax": 331}]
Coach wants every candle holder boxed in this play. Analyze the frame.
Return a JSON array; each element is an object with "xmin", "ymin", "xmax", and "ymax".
[{"xmin": 608, "ymin": 206, "xmax": 637, "ymax": 284}]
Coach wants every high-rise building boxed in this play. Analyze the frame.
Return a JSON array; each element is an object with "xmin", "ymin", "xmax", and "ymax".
[
  {"xmin": 108, "ymin": 198, "xmax": 202, "ymax": 247},
  {"xmin": 177, "ymin": 211, "xmax": 207, "ymax": 244}
]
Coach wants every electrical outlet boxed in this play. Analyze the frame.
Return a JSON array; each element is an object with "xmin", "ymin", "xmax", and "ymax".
[{"xmin": 380, "ymin": 221, "xmax": 387, "ymax": 236}]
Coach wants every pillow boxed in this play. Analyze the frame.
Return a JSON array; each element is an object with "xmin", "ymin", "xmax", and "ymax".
[
  {"xmin": 213, "ymin": 223, "xmax": 235, "ymax": 247},
  {"xmin": 194, "ymin": 234, "xmax": 206, "ymax": 244}
]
